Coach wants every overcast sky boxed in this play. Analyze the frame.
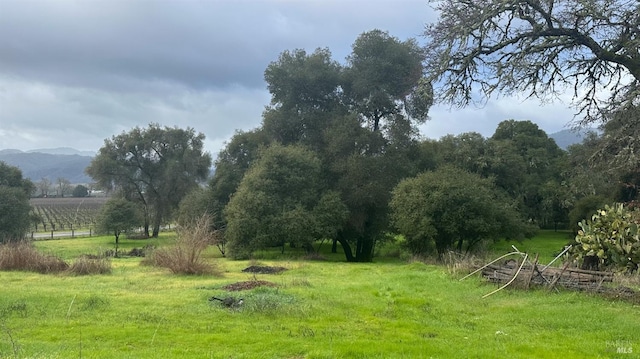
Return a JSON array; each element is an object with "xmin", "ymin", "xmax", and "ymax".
[{"xmin": 0, "ymin": 0, "xmax": 578, "ymax": 157}]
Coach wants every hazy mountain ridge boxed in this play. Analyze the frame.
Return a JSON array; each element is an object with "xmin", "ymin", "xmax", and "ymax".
[
  {"xmin": 548, "ymin": 129, "xmax": 594, "ymax": 150},
  {"xmin": 0, "ymin": 150, "xmax": 93, "ymax": 184}
]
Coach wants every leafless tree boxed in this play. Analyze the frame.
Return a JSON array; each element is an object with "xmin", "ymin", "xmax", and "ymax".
[{"xmin": 424, "ymin": 0, "xmax": 639, "ymax": 125}]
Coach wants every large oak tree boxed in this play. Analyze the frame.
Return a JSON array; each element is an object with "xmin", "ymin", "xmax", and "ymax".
[{"xmin": 87, "ymin": 124, "xmax": 212, "ymax": 237}]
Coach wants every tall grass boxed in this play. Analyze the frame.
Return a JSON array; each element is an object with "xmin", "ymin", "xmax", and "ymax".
[{"xmin": 0, "ymin": 241, "xmax": 68, "ymax": 273}]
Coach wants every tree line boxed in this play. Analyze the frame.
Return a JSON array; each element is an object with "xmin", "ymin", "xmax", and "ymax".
[{"xmin": 1, "ymin": 1, "xmax": 638, "ymax": 266}]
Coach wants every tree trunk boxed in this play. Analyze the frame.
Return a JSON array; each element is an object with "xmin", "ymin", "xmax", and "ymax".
[
  {"xmin": 338, "ymin": 230, "xmax": 375, "ymax": 262},
  {"xmin": 114, "ymin": 231, "xmax": 120, "ymax": 257},
  {"xmin": 331, "ymin": 239, "xmax": 337, "ymax": 253},
  {"xmin": 337, "ymin": 235, "xmax": 355, "ymax": 262},
  {"xmin": 354, "ymin": 236, "xmax": 374, "ymax": 262},
  {"xmin": 151, "ymin": 209, "xmax": 162, "ymax": 238}
]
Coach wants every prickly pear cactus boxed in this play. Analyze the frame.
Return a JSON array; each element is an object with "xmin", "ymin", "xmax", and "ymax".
[{"xmin": 570, "ymin": 203, "xmax": 640, "ymax": 272}]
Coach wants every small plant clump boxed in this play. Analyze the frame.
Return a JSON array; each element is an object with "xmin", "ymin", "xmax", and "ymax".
[
  {"xmin": 0, "ymin": 241, "xmax": 68, "ymax": 273},
  {"xmin": 67, "ymin": 256, "xmax": 112, "ymax": 275},
  {"xmin": 144, "ymin": 215, "xmax": 221, "ymax": 275}
]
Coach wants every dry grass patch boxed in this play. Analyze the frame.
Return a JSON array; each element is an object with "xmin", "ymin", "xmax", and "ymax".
[
  {"xmin": 442, "ymin": 251, "xmax": 487, "ymax": 276},
  {"xmin": 67, "ymin": 256, "xmax": 112, "ymax": 275},
  {"xmin": 0, "ymin": 241, "xmax": 68, "ymax": 273},
  {"xmin": 143, "ymin": 215, "xmax": 221, "ymax": 275}
]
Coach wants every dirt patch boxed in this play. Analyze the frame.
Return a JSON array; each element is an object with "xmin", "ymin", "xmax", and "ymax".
[
  {"xmin": 242, "ymin": 265, "xmax": 287, "ymax": 274},
  {"xmin": 222, "ymin": 280, "xmax": 278, "ymax": 291}
]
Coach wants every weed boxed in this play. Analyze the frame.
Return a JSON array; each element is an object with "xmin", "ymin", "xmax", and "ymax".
[
  {"xmin": 80, "ymin": 295, "xmax": 111, "ymax": 311},
  {"xmin": 0, "ymin": 301, "xmax": 28, "ymax": 319},
  {"xmin": 0, "ymin": 321, "xmax": 21, "ymax": 358}
]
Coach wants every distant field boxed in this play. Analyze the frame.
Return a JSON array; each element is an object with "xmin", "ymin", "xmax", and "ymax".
[
  {"xmin": 29, "ymin": 197, "xmax": 108, "ymax": 232},
  {"xmin": 489, "ymin": 230, "xmax": 574, "ymax": 264}
]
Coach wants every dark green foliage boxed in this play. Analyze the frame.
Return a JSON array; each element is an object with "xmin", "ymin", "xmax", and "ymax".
[
  {"xmin": 562, "ymin": 105, "xmax": 640, "ymax": 221},
  {"xmin": 225, "ymin": 144, "xmax": 348, "ymax": 259},
  {"xmin": 177, "ymin": 187, "xmax": 214, "ymax": 227},
  {"xmin": 344, "ymin": 29, "xmax": 430, "ymax": 131},
  {"xmin": 212, "ymin": 30, "xmax": 430, "ymax": 262},
  {"xmin": 418, "ymin": 122, "xmax": 567, "ymax": 229},
  {"xmin": 264, "ymin": 48, "xmax": 342, "ymax": 114},
  {"xmin": 0, "ymin": 162, "xmax": 34, "ymax": 243},
  {"xmin": 488, "ymin": 120, "xmax": 567, "ymax": 226},
  {"xmin": 96, "ymin": 198, "xmax": 143, "ymax": 256},
  {"xmin": 208, "ymin": 129, "xmax": 270, "ymax": 228},
  {"xmin": 391, "ymin": 166, "xmax": 535, "ymax": 258},
  {"xmin": 0, "ymin": 161, "xmax": 35, "ymax": 196},
  {"xmin": 87, "ymin": 124, "xmax": 212, "ymax": 237},
  {"xmin": 0, "ymin": 187, "xmax": 31, "ymax": 243},
  {"xmin": 568, "ymin": 195, "xmax": 609, "ymax": 234},
  {"xmin": 72, "ymin": 184, "xmax": 89, "ymax": 198}
]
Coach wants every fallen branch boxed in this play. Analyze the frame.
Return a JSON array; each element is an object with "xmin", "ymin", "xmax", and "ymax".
[{"xmin": 483, "ymin": 253, "xmax": 528, "ymax": 298}]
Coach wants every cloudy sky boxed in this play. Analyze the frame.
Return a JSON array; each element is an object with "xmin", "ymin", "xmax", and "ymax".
[{"xmin": 0, "ymin": 0, "xmax": 578, "ymax": 157}]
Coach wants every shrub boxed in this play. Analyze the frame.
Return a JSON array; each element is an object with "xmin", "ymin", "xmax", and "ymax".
[
  {"xmin": 0, "ymin": 241, "xmax": 68, "ymax": 273},
  {"xmin": 569, "ymin": 203, "xmax": 640, "ymax": 272},
  {"xmin": 145, "ymin": 215, "xmax": 221, "ymax": 275},
  {"xmin": 67, "ymin": 256, "xmax": 112, "ymax": 275},
  {"xmin": 568, "ymin": 195, "xmax": 608, "ymax": 234}
]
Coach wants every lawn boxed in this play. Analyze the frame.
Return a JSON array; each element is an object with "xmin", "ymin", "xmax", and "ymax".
[{"xmin": 0, "ymin": 232, "xmax": 637, "ymax": 358}]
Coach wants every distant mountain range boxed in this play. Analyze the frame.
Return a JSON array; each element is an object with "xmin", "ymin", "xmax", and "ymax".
[
  {"xmin": 0, "ymin": 148, "xmax": 94, "ymax": 184},
  {"xmin": 0, "ymin": 131, "xmax": 589, "ymax": 185},
  {"xmin": 0, "ymin": 147, "xmax": 96, "ymax": 157}
]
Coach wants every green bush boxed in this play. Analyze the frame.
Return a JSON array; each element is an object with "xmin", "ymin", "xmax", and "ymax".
[
  {"xmin": 568, "ymin": 195, "xmax": 608, "ymax": 234},
  {"xmin": 570, "ymin": 203, "xmax": 640, "ymax": 272}
]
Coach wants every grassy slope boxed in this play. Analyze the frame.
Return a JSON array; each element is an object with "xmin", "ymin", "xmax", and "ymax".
[{"xmin": 0, "ymin": 232, "xmax": 637, "ymax": 358}]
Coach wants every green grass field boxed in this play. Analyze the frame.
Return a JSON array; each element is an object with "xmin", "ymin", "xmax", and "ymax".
[
  {"xmin": 0, "ymin": 231, "xmax": 637, "ymax": 358},
  {"xmin": 488, "ymin": 230, "xmax": 574, "ymax": 264}
]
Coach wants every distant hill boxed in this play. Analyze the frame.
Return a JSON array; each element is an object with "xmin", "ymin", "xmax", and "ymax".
[
  {"xmin": 27, "ymin": 147, "xmax": 96, "ymax": 156},
  {"xmin": 549, "ymin": 129, "xmax": 596, "ymax": 150},
  {"xmin": 0, "ymin": 150, "xmax": 93, "ymax": 184}
]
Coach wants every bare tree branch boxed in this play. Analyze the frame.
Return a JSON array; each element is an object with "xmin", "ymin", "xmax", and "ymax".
[{"xmin": 425, "ymin": 0, "xmax": 640, "ymax": 124}]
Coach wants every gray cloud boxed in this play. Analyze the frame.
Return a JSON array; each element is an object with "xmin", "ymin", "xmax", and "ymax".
[{"xmin": 0, "ymin": 0, "xmax": 576, "ymax": 156}]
